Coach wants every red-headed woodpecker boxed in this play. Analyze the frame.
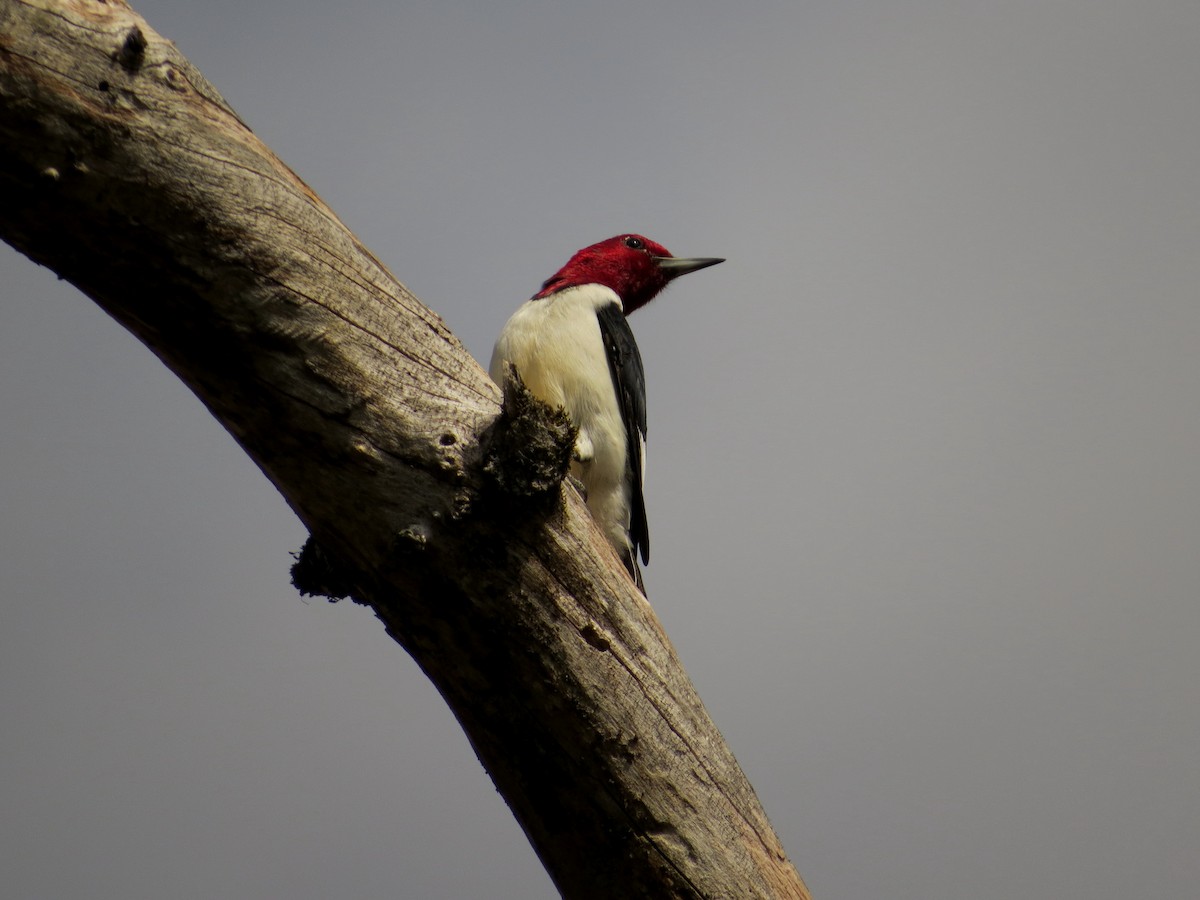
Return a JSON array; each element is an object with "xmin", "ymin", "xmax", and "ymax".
[{"xmin": 489, "ymin": 234, "xmax": 723, "ymax": 590}]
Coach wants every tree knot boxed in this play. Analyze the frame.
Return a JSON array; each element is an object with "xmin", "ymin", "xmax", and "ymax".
[
  {"xmin": 115, "ymin": 27, "xmax": 147, "ymax": 71},
  {"xmin": 481, "ymin": 364, "xmax": 575, "ymax": 505},
  {"xmin": 290, "ymin": 536, "xmax": 364, "ymax": 604}
]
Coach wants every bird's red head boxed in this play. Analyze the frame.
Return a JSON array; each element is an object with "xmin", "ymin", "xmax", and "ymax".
[{"xmin": 534, "ymin": 234, "xmax": 723, "ymax": 314}]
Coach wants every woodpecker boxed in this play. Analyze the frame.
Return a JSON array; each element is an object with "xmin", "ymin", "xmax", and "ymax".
[{"xmin": 489, "ymin": 234, "xmax": 723, "ymax": 590}]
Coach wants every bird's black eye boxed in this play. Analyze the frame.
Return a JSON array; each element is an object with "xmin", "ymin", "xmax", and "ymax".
[{"xmin": 624, "ymin": 236, "xmax": 644, "ymax": 250}]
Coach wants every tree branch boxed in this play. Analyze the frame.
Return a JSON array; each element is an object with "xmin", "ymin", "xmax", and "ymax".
[{"xmin": 0, "ymin": 1, "xmax": 809, "ymax": 896}]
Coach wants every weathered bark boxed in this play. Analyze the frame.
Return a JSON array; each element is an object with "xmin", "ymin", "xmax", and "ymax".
[{"xmin": 0, "ymin": 2, "xmax": 810, "ymax": 897}]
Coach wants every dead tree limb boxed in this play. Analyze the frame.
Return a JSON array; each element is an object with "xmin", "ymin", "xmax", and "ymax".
[{"xmin": 0, "ymin": 1, "xmax": 810, "ymax": 897}]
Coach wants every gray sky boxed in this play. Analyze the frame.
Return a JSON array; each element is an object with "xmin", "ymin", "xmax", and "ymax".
[{"xmin": 3, "ymin": 1, "xmax": 1199, "ymax": 897}]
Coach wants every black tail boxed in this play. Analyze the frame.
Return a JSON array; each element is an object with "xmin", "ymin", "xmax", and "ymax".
[{"xmin": 624, "ymin": 553, "xmax": 646, "ymax": 596}]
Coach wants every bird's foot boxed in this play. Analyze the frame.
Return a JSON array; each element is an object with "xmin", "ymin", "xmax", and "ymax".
[{"xmin": 566, "ymin": 473, "xmax": 588, "ymax": 501}]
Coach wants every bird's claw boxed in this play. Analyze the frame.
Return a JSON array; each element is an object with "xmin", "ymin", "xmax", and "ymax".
[{"xmin": 566, "ymin": 473, "xmax": 588, "ymax": 500}]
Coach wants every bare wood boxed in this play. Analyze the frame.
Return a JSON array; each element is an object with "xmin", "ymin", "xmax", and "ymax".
[{"xmin": 0, "ymin": 2, "xmax": 810, "ymax": 897}]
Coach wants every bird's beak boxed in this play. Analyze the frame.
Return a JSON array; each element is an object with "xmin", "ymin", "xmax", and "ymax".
[{"xmin": 654, "ymin": 256, "xmax": 725, "ymax": 280}]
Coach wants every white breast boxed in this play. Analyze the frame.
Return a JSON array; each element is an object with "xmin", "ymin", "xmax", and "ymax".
[{"xmin": 490, "ymin": 284, "xmax": 635, "ymax": 557}]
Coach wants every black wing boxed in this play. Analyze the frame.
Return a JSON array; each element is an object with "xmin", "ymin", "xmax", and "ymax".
[{"xmin": 595, "ymin": 303, "xmax": 649, "ymax": 567}]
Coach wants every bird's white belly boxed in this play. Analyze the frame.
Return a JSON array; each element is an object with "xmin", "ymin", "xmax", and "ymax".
[{"xmin": 490, "ymin": 285, "xmax": 633, "ymax": 554}]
